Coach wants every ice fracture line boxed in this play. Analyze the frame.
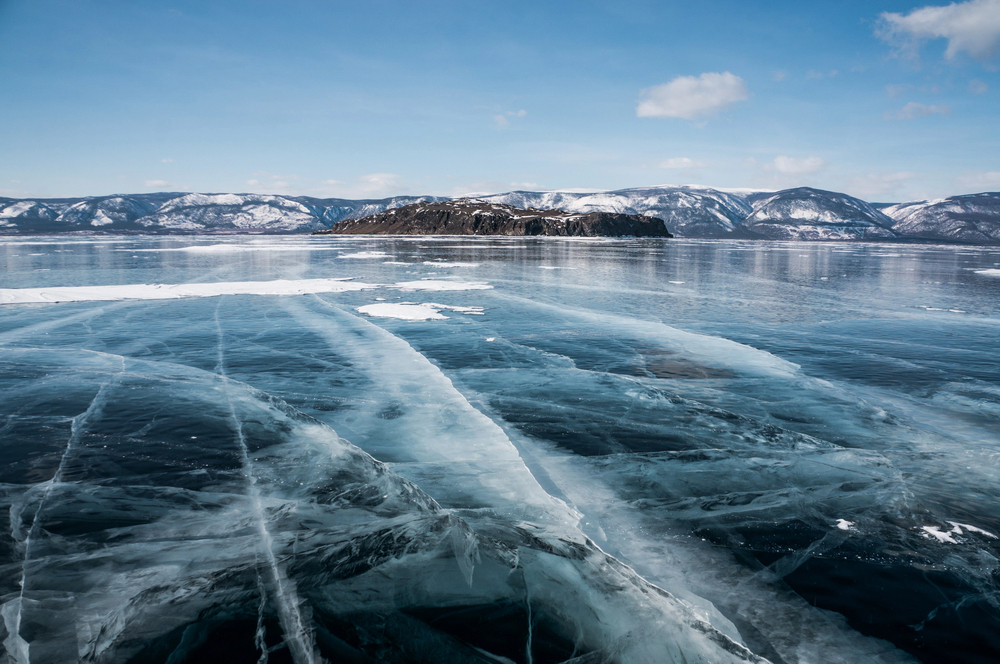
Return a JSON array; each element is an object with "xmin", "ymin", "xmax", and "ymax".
[
  {"xmin": 214, "ymin": 303, "xmax": 319, "ymax": 664},
  {"xmin": 2, "ymin": 353, "xmax": 126, "ymax": 664}
]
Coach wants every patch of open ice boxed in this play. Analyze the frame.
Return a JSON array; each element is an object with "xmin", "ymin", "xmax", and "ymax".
[
  {"xmin": 538, "ymin": 266, "xmax": 577, "ymax": 270},
  {"xmin": 0, "ymin": 278, "xmax": 376, "ymax": 305},
  {"xmin": 357, "ymin": 302, "xmax": 485, "ymax": 320},
  {"xmin": 394, "ymin": 280, "xmax": 493, "ymax": 291}
]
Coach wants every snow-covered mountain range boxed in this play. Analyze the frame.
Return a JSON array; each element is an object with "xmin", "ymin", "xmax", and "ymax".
[
  {"xmin": 2, "ymin": 186, "xmax": 998, "ymax": 242},
  {"xmin": 882, "ymin": 193, "xmax": 1000, "ymax": 244},
  {"xmin": 743, "ymin": 187, "xmax": 896, "ymax": 240}
]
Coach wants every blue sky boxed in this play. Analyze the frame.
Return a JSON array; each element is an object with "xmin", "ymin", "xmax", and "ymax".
[{"xmin": 1, "ymin": 0, "xmax": 998, "ymax": 202}]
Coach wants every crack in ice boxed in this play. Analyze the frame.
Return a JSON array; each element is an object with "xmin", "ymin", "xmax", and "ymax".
[
  {"xmin": 214, "ymin": 303, "xmax": 319, "ymax": 664},
  {"xmin": 3, "ymin": 353, "xmax": 126, "ymax": 664}
]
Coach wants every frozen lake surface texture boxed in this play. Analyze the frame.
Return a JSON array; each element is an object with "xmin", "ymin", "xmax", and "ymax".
[{"xmin": 1, "ymin": 236, "xmax": 998, "ymax": 664}]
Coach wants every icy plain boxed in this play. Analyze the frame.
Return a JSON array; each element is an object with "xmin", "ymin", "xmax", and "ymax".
[{"xmin": 0, "ymin": 236, "xmax": 999, "ymax": 664}]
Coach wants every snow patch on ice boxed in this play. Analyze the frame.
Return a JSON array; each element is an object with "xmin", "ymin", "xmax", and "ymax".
[
  {"xmin": 423, "ymin": 261, "xmax": 479, "ymax": 268},
  {"xmin": 394, "ymin": 280, "xmax": 493, "ymax": 291},
  {"xmin": 0, "ymin": 278, "xmax": 376, "ymax": 305},
  {"xmin": 357, "ymin": 302, "xmax": 485, "ymax": 320},
  {"xmin": 920, "ymin": 522, "xmax": 996, "ymax": 544},
  {"xmin": 948, "ymin": 521, "xmax": 998, "ymax": 539},
  {"xmin": 836, "ymin": 519, "xmax": 855, "ymax": 531},
  {"xmin": 340, "ymin": 251, "xmax": 391, "ymax": 259},
  {"xmin": 921, "ymin": 526, "xmax": 959, "ymax": 544},
  {"xmin": 974, "ymin": 269, "xmax": 1000, "ymax": 277}
]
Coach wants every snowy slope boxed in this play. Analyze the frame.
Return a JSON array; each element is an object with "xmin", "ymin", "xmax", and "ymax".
[
  {"xmin": 56, "ymin": 195, "xmax": 168, "ymax": 229},
  {"xmin": 0, "ymin": 199, "xmax": 61, "ymax": 231},
  {"xmin": 743, "ymin": 187, "xmax": 897, "ymax": 240},
  {"xmin": 135, "ymin": 193, "xmax": 323, "ymax": 231},
  {"xmin": 479, "ymin": 185, "xmax": 758, "ymax": 238},
  {"xmin": 883, "ymin": 193, "xmax": 1000, "ymax": 243}
]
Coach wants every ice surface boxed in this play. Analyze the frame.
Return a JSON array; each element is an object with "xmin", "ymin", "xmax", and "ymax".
[
  {"xmin": 131, "ymin": 243, "xmax": 342, "ymax": 253},
  {"xmin": 0, "ymin": 236, "xmax": 998, "ymax": 663}
]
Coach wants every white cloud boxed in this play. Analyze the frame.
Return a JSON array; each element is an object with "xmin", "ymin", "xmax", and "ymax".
[
  {"xmin": 771, "ymin": 155, "xmax": 826, "ymax": 175},
  {"xmin": 637, "ymin": 72, "xmax": 748, "ymax": 120},
  {"xmin": 847, "ymin": 172, "xmax": 920, "ymax": 198},
  {"xmin": 955, "ymin": 170, "xmax": 1000, "ymax": 190},
  {"xmin": 969, "ymin": 79, "xmax": 989, "ymax": 93},
  {"xmin": 144, "ymin": 179, "xmax": 171, "ymax": 188},
  {"xmin": 246, "ymin": 178, "xmax": 292, "ymax": 192},
  {"xmin": 318, "ymin": 173, "xmax": 405, "ymax": 199},
  {"xmin": 878, "ymin": 0, "xmax": 1000, "ymax": 62},
  {"xmin": 494, "ymin": 109, "xmax": 526, "ymax": 127},
  {"xmin": 886, "ymin": 84, "xmax": 910, "ymax": 98},
  {"xmin": 243, "ymin": 172, "xmax": 301, "ymax": 194},
  {"xmin": 773, "ymin": 70, "xmax": 787, "ymax": 81},
  {"xmin": 658, "ymin": 157, "xmax": 708, "ymax": 169},
  {"xmin": 891, "ymin": 102, "xmax": 950, "ymax": 119},
  {"xmin": 161, "ymin": 158, "xmax": 173, "ymax": 163}
]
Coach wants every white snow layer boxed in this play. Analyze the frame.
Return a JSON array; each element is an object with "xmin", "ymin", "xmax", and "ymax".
[
  {"xmin": 423, "ymin": 261, "xmax": 480, "ymax": 267},
  {"xmin": 340, "ymin": 251, "xmax": 391, "ymax": 259},
  {"xmin": 393, "ymin": 280, "xmax": 493, "ymax": 291},
  {"xmin": 357, "ymin": 302, "xmax": 486, "ymax": 320},
  {"xmin": 0, "ymin": 278, "xmax": 376, "ymax": 305}
]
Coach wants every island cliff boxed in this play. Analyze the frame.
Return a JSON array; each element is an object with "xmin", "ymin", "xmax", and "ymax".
[{"xmin": 312, "ymin": 199, "xmax": 673, "ymax": 237}]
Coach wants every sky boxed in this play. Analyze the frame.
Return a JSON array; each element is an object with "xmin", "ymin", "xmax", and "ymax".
[{"xmin": 0, "ymin": 0, "xmax": 998, "ymax": 202}]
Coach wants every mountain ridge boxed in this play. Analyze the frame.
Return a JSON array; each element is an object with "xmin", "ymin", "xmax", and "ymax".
[{"xmin": 2, "ymin": 187, "xmax": 999, "ymax": 243}]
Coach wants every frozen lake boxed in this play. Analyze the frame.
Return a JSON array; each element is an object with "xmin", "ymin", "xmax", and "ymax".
[{"xmin": 1, "ymin": 235, "xmax": 999, "ymax": 664}]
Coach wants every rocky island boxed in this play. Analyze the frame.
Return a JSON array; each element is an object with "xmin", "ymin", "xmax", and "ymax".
[{"xmin": 312, "ymin": 199, "xmax": 673, "ymax": 237}]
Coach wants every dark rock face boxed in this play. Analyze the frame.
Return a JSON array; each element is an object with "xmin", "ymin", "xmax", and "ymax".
[
  {"xmin": 315, "ymin": 199, "xmax": 674, "ymax": 237},
  {"xmin": 743, "ymin": 188, "xmax": 897, "ymax": 240},
  {"xmin": 883, "ymin": 193, "xmax": 1000, "ymax": 244}
]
